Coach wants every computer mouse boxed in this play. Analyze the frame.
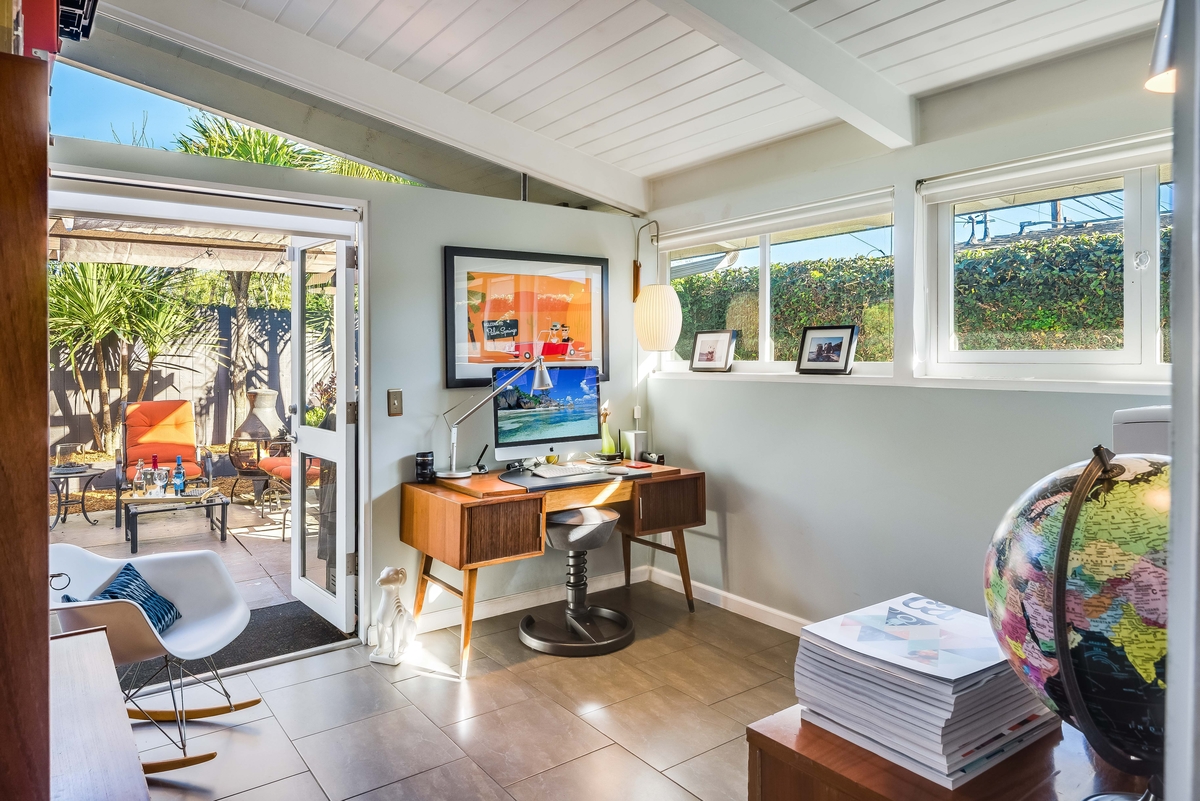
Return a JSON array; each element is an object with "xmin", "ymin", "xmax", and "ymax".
[{"xmin": 607, "ymin": 466, "xmax": 630, "ymax": 475}]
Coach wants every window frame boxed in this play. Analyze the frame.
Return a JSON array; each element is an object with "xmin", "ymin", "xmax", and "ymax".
[
  {"xmin": 659, "ymin": 191, "xmax": 897, "ymax": 373},
  {"xmin": 922, "ymin": 160, "xmax": 1169, "ymax": 383}
]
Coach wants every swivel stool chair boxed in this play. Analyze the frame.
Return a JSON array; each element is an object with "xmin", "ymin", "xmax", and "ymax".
[{"xmin": 519, "ymin": 507, "xmax": 635, "ymax": 656}]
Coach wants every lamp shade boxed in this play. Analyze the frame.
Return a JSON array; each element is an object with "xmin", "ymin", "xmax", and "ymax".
[
  {"xmin": 1146, "ymin": 0, "xmax": 1176, "ymax": 93},
  {"xmin": 634, "ymin": 283, "xmax": 683, "ymax": 352},
  {"xmin": 532, "ymin": 360, "xmax": 554, "ymax": 391}
]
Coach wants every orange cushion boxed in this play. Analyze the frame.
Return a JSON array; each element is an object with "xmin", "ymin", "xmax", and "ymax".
[
  {"xmin": 262, "ymin": 456, "xmax": 320, "ymax": 483},
  {"xmin": 258, "ymin": 456, "xmax": 290, "ymax": 474},
  {"xmin": 125, "ymin": 400, "xmax": 197, "ymax": 466},
  {"xmin": 126, "ymin": 461, "xmax": 203, "ymax": 481}
]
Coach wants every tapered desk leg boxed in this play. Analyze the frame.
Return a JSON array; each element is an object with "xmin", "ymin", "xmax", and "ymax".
[
  {"xmin": 671, "ymin": 529, "xmax": 695, "ymax": 612},
  {"xmin": 459, "ymin": 568, "xmax": 478, "ymax": 680},
  {"xmin": 412, "ymin": 554, "xmax": 433, "ymax": 620},
  {"xmin": 622, "ymin": 533, "xmax": 632, "ymax": 587}
]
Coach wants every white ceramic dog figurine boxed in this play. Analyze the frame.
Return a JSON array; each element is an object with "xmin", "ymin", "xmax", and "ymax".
[{"xmin": 370, "ymin": 566, "xmax": 417, "ymax": 666}]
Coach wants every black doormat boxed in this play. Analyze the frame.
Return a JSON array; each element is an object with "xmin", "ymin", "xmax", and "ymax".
[{"xmin": 120, "ymin": 600, "xmax": 352, "ymax": 691}]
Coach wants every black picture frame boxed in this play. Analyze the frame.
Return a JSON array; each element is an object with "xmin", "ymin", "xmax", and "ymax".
[
  {"xmin": 796, "ymin": 325, "xmax": 859, "ymax": 374},
  {"xmin": 443, "ymin": 246, "xmax": 610, "ymax": 389},
  {"xmin": 689, "ymin": 329, "xmax": 738, "ymax": 372}
]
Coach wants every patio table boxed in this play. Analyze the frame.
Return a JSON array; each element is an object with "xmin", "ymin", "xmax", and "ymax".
[
  {"xmin": 49, "ymin": 467, "xmax": 105, "ymax": 530},
  {"xmin": 123, "ymin": 492, "xmax": 230, "ymax": 554}
]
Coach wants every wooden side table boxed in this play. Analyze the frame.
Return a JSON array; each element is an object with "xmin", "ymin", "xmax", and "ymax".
[{"xmin": 747, "ymin": 705, "xmax": 1147, "ymax": 801}]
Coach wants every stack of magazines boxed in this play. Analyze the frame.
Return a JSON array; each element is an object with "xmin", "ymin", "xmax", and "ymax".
[{"xmin": 795, "ymin": 593, "xmax": 1059, "ymax": 789}]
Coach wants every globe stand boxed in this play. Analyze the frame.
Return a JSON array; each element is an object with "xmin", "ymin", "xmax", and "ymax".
[{"xmin": 1057, "ymin": 447, "xmax": 1164, "ymax": 800}]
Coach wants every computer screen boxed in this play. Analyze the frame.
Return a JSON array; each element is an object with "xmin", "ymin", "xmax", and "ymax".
[{"xmin": 492, "ymin": 365, "xmax": 601, "ymax": 458}]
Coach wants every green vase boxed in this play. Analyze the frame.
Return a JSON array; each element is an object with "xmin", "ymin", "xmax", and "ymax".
[{"xmin": 600, "ymin": 422, "xmax": 617, "ymax": 454}]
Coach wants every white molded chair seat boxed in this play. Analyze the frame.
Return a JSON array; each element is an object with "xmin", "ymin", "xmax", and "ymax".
[{"xmin": 49, "ymin": 543, "xmax": 250, "ymax": 665}]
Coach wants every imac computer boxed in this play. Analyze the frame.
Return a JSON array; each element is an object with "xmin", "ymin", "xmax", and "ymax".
[{"xmin": 492, "ymin": 365, "xmax": 602, "ymax": 461}]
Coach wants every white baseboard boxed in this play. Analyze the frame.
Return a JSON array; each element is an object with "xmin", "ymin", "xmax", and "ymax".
[
  {"xmin": 648, "ymin": 567, "xmax": 811, "ymax": 636},
  {"xmin": 416, "ymin": 565, "xmax": 652, "ymax": 633}
]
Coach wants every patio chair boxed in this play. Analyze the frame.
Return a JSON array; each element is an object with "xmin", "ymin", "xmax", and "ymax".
[
  {"xmin": 257, "ymin": 453, "xmax": 321, "ymax": 539},
  {"xmin": 116, "ymin": 400, "xmax": 214, "ymax": 527},
  {"xmin": 49, "ymin": 543, "xmax": 260, "ymax": 772}
]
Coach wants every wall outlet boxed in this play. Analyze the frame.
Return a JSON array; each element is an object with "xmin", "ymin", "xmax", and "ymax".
[{"xmin": 387, "ymin": 389, "xmax": 403, "ymax": 417}]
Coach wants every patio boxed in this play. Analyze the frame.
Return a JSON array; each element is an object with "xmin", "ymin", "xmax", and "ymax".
[{"xmin": 49, "ymin": 498, "xmax": 299, "ymax": 611}]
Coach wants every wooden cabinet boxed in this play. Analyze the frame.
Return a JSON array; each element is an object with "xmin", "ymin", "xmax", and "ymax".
[
  {"xmin": 400, "ymin": 483, "xmax": 544, "ymax": 570},
  {"xmin": 632, "ymin": 470, "xmax": 706, "ymax": 535}
]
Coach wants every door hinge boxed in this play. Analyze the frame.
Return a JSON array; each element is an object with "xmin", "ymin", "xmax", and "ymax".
[
  {"xmin": 346, "ymin": 245, "xmax": 358, "ymax": 270},
  {"xmin": 346, "ymin": 553, "xmax": 358, "ymax": 576},
  {"xmin": 346, "ymin": 401, "xmax": 358, "ymax": 424}
]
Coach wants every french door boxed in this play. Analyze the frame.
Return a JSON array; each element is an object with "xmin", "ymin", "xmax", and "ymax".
[{"xmin": 288, "ymin": 238, "xmax": 357, "ymax": 632}]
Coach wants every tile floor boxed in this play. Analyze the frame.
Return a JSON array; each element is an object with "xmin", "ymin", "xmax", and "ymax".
[
  {"xmin": 50, "ymin": 502, "xmax": 299, "ymax": 611},
  {"xmin": 136, "ymin": 581, "xmax": 800, "ymax": 800}
]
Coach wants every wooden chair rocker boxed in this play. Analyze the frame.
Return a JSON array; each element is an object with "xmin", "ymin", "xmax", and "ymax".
[{"xmin": 49, "ymin": 543, "xmax": 261, "ymax": 773}]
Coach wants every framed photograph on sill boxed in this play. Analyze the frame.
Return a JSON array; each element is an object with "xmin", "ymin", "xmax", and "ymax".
[
  {"xmin": 796, "ymin": 325, "xmax": 858, "ymax": 375},
  {"xmin": 444, "ymin": 246, "xmax": 609, "ymax": 388},
  {"xmin": 690, "ymin": 329, "xmax": 738, "ymax": 372}
]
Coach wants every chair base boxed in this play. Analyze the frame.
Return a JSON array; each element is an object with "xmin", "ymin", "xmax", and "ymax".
[{"xmin": 518, "ymin": 607, "xmax": 635, "ymax": 656}]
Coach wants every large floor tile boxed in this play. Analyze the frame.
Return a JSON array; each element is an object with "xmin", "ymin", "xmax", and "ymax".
[
  {"xmin": 295, "ymin": 706, "xmax": 465, "ymax": 801},
  {"xmin": 367, "ymin": 629, "xmax": 488, "ymax": 682},
  {"xmin": 636, "ymin": 644, "xmax": 777, "ymax": 704},
  {"xmin": 613, "ymin": 612, "xmax": 700, "ymax": 665},
  {"xmin": 615, "ymin": 583, "xmax": 716, "ymax": 628},
  {"xmin": 664, "ymin": 737, "xmax": 748, "ymax": 801},
  {"xmin": 248, "ymin": 646, "xmax": 368, "ymax": 693},
  {"xmin": 471, "ymin": 629, "xmax": 562, "ymax": 674},
  {"xmin": 221, "ymin": 772, "xmax": 329, "ymax": 801},
  {"xmin": 132, "ymin": 674, "xmax": 270, "ymax": 751},
  {"xmin": 395, "ymin": 657, "xmax": 540, "ymax": 727},
  {"xmin": 443, "ymin": 695, "xmax": 610, "ymax": 786},
  {"xmin": 144, "ymin": 717, "xmax": 307, "ymax": 800},
  {"xmin": 580, "ymin": 686, "xmax": 743, "ymax": 771},
  {"xmin": 355, "ymin": 758, "xmax": 512, "ymax": 801},
  {"xmin": 522, "ymin": 654, "xmax": 661, "ymax": 715},
  {"xmin": 711, "ymin": 679, "xmax": 798, "ymax": 726},
  {"xmin": 745, "ymin": 638, "xmax": 800, "ymax": 677},
  {"xmin": 263, "ymin": 666, "xmax": 409, "ymax": 739},
  {"xmin": 236, "ymin": 577, "xmax": 290, "ymax": 610},
  {"xmin": 668, "ymin": 607, "xmax": 796, "ymax": 659},
  {"xmin": 448, "ymin": 610, "xmax": 528, "ymax": 639},
  {"xmin": 507, "ymin": 744, "xmax": 697, "ymax": 801}
]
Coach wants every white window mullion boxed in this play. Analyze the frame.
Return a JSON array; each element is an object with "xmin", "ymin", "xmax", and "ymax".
[
  {"xmin": 1141, "ymin": 166, "xmax": 1165, "ymax": 365},
  {"xmin": 1122, "ymin": 169, "xmax": 1145, "ymax": 364},
  {"xmin": 758, "ymin": 234, "xmax": 771, "ymax": 361}
]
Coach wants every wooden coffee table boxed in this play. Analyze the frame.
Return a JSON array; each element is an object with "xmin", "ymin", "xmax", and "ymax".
[{"xmin": 123, "ymin": 492, "xmax": 230, "ymax": 553}]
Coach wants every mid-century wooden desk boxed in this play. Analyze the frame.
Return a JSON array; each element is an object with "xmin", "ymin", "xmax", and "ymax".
[
  {"xmin": 400, "ymin": 461, "xmax": 706, "ymax": 676},
  {"xmin": 747, "ymin": 705, "xmax": 1146, "ymax": 801}
]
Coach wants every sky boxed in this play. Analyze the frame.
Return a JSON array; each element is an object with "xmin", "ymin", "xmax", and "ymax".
[{"xmin": 50, "ymin": 62, "xmax": 198, "ymax": 149}]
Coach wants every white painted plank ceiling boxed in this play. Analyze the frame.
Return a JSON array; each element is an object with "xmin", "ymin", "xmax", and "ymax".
[{"xmin": 220, "ymin": 0, "xmax": 1162, "ymax": 179}]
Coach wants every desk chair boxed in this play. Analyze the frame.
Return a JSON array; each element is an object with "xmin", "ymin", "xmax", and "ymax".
[{"xmin": 519, "ymin": 507, "xmax": 635, "ymax": 656}]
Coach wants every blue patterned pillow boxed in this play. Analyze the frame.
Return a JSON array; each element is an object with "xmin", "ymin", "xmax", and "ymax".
[{"xmin": 61, "ymin": 563, "xmax": 181, "ymax": 633}]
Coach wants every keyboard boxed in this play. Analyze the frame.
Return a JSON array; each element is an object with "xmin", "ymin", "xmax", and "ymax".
[{"xmin": 531, "ymin": 463, "xmax": 595, "ymax": 479}]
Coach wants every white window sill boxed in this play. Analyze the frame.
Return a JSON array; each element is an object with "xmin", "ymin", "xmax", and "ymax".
[{"xmin": 652, "ymin": 362, "xmax": 1169, "ymax": 395}]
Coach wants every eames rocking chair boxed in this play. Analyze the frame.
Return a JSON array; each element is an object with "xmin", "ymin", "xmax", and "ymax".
[{"xmin": 49, "ymin": 543, "xmax": 260, "ymax": 772}]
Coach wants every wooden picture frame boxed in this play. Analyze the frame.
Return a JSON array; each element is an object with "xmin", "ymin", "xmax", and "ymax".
[
  {"xmin": 443, "ymin": 247, "xmax": 609, "ymax": 389},
  {"xmin": 689, "ymin": 329, "xmax": 738, "ymax": 372},
  {"xmin": 796, "ymin": 325, "xmax": 859, "ymax": 374}
]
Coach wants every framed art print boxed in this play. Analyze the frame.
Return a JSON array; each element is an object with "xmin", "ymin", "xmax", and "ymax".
[
  {"xmin": 689, "ymin": 329, "xmax": 738, "ymax": 372},
  {"xmin": 796, "ymin": 325, "xmax": 858, "ymax": 374},
  {"xmin": 444, "ymin": 247, "xmax": 609, "ymax": 388}
]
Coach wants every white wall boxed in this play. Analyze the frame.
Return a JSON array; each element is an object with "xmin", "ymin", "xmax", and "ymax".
[
  {"xmin": 641, "ymin": 33, "xmax": 1174, "ymax": 623},
  {"xmin": 48, "ymin": 137, "xmax": 649, "ymax": 631}
]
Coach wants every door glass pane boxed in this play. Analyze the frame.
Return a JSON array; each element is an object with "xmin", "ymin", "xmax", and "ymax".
[
  {"xmin": 669, "ymin": 236, "xmax": 760, "ymax": 362},
  {"xmin": 298, "ymin": 451, "xmax": 336, "ymax": 595},
  {"xmin": 952, "ymin": 177, "xmax": 1124, "ymax": 351},
  {"xmin": 303, "ymin": 247, "xmax": 336, "ymax": 430},
  {"xmin": 1160, "ymin": 164, "xmax": 1173, "ymax": 363},
  {"xmin": 769, "ymin": 216, "xmax": 894, "ymax": 363}
]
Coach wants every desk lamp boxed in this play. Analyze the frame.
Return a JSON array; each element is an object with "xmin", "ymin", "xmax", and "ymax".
[{"xmin": 437, "ymin": 357, "xmax": 554, "ymax": 478}]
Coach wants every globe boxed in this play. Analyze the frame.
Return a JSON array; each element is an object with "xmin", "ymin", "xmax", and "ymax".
[{"xmin": 984, "ymin": 453, "xmax": 1169, "ymax": 770}]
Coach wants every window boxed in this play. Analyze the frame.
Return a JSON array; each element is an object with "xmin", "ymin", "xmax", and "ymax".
[
  {"xmin": 928, "ymin": 160, "xmax": 1168, "ymax": 381},
  {"xmin": 669, "ymin": 237, "xmax": 760, "ymax": 362},
  {"xmin": 770, "ymin": 216, "xmax": 894, "ymax": 363}
]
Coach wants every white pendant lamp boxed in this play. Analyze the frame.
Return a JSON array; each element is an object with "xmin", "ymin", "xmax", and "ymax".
[
  {"xmin": 635, "ymin": 282, "xmax": 683, "ymax": 352},
  {"xmin": 1146, "ymin": 0, "xmax": 1176, "ymax": 93}
]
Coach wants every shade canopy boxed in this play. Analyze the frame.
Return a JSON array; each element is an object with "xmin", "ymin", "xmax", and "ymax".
[{"xmin": 634, "ymin": 283, "xmax": 683, "ymax": 352}]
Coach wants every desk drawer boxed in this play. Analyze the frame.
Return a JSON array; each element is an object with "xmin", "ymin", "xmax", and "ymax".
[
  {"xmin": 634, "ymin": 472, "xmax": 706, "ymax": 535},
  {"xmin": 464, "ymin": 497, "xmax": 544, "ymax": 566}
]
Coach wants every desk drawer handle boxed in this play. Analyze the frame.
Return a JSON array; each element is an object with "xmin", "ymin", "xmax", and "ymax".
[{"xmin": 639, "ymin": 498, "xmax": 643, "ymax": 519}]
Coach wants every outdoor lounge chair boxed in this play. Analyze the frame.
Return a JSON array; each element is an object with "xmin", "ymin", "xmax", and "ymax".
[
  {"xmin": 49, "ymin": 543, "xmax": 259, "ymax": 772},
  {"xmin": 116, "ymin": 400, "xmax": 214, "ymax": 526},
  {"xmin": 258, "ymin": 454, "xmax": 321, "ymax": 539}
]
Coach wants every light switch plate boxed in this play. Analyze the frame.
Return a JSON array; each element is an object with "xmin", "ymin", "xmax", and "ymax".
[{"xmin": 387, "ymin": 389, "xmax": 403, "ymax": 417}]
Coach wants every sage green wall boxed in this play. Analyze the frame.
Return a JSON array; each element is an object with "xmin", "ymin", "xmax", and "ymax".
[{"xmin": 646, "ymin": 376, "xmax": 1163, "ymax": 622}]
